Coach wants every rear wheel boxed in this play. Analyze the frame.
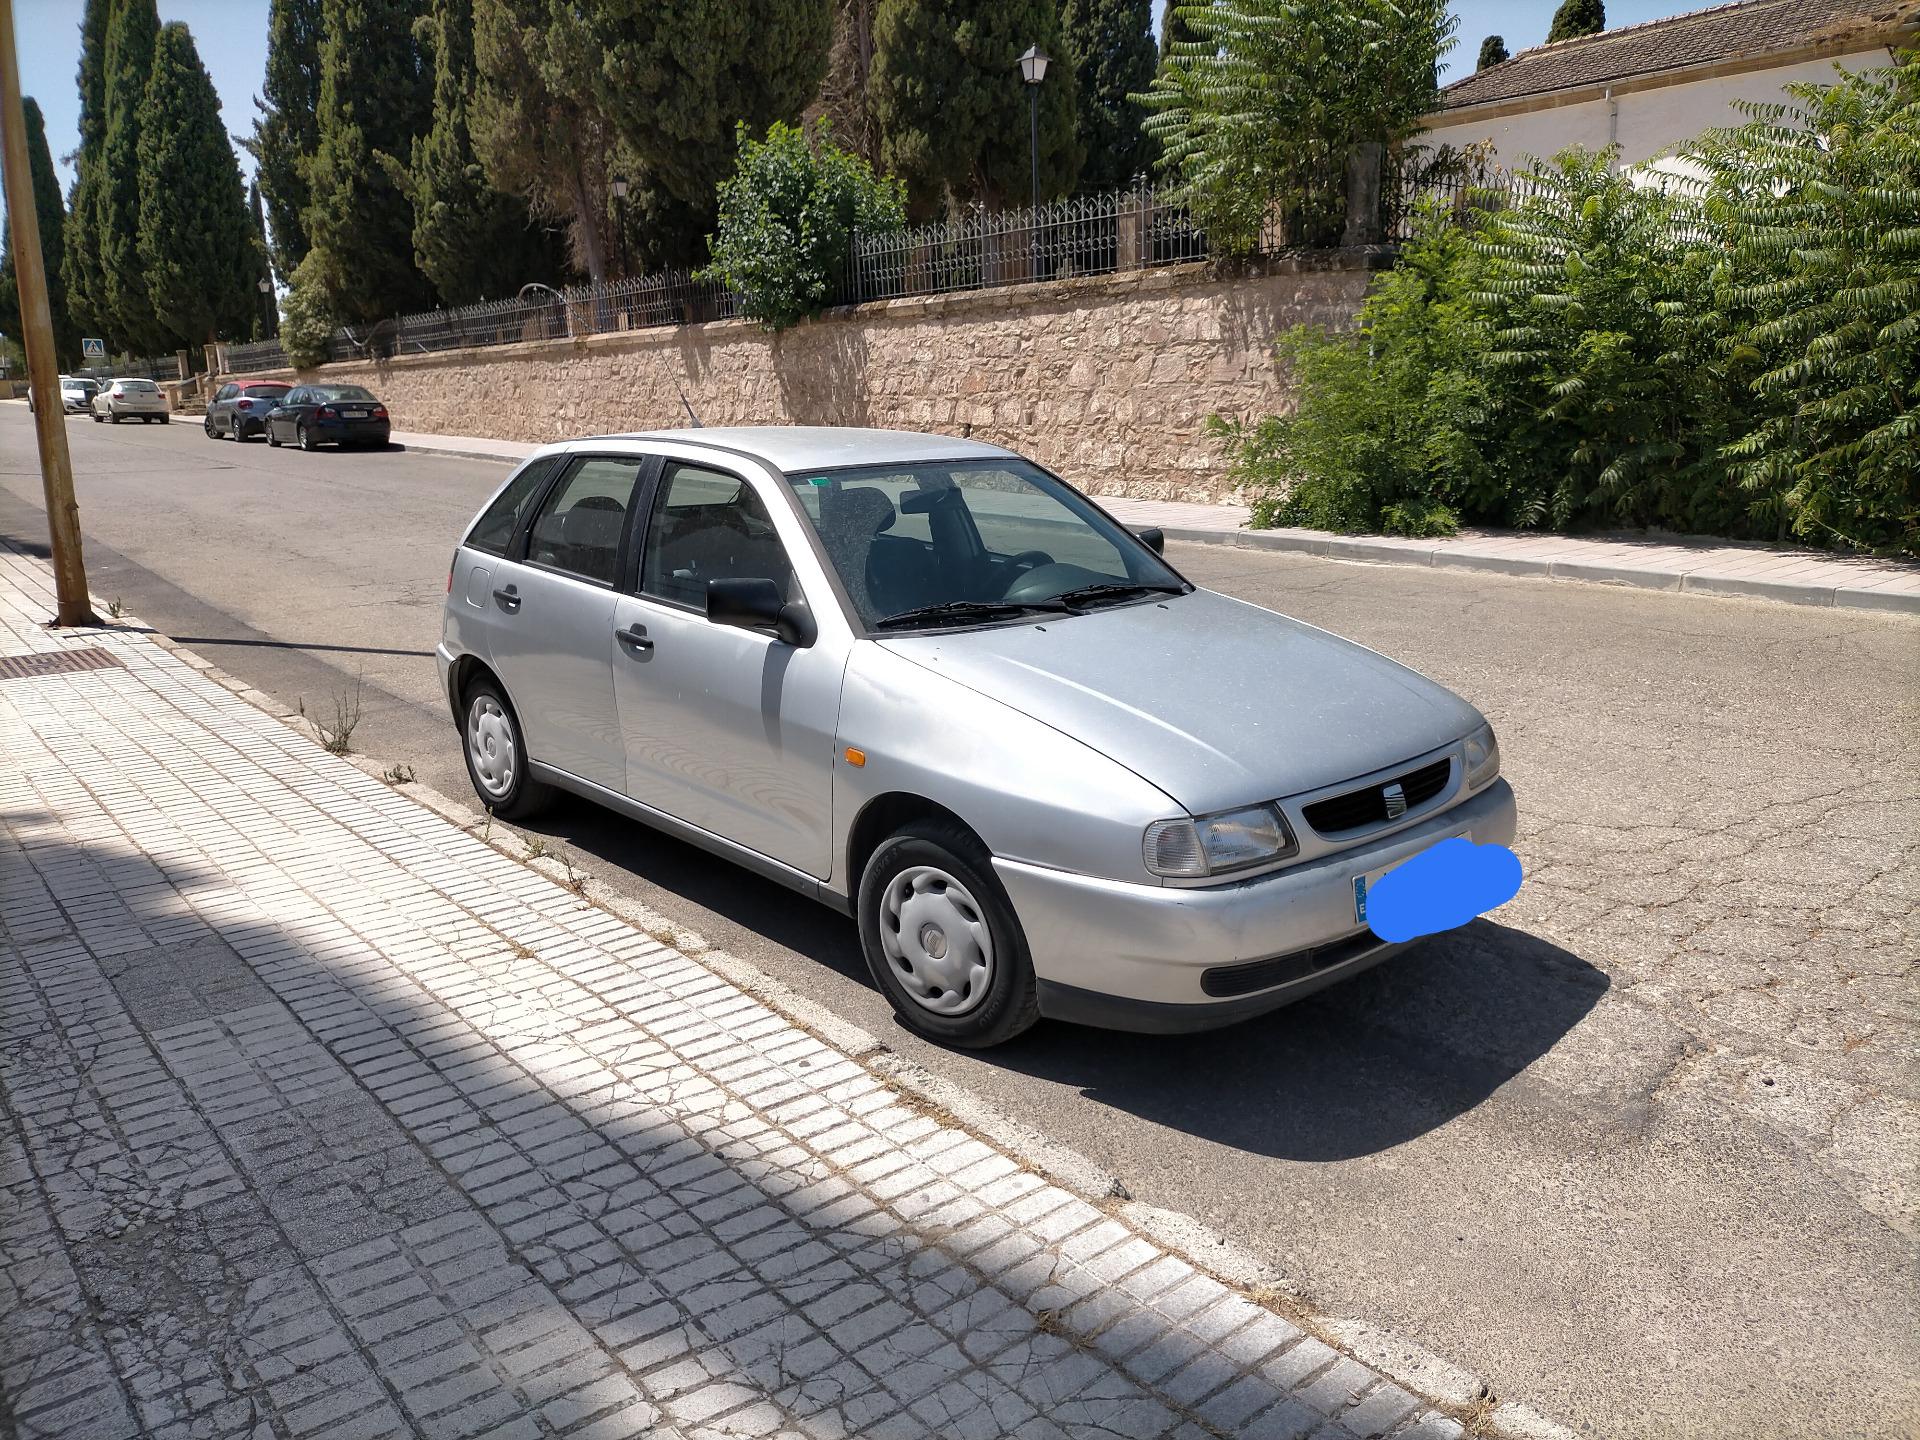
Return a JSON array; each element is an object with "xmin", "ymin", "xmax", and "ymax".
[
  {"xmin": 857, "ymin": 818, "xmax": 1040, "ymax": 1048},
  {"xmin": 299, "ymin": 423, "xmax": 318, "ymax": 452},
  {"xmin": 266, "ymin": 424, "xmax": 281, "ymax": 447},
  {"xmin": 461, "ymin": 677, "xmax": 551, "ymax": 820}
]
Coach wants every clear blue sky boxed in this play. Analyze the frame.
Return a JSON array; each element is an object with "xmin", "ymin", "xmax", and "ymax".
[{"xmin": 7, "ymin": 0, "xmax": 1699, "ymax": 208}]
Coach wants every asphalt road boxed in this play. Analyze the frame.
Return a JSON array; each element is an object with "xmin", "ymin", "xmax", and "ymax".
[{"xmin": 3, "ymin": 404, "xmax": 1915, "ymax": 1438}]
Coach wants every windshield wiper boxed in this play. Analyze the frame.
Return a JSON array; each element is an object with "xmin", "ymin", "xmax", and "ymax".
[
  {"xmin": 1051, "ymin": 581, "xmax": 1187, "ymax": 610},
  {"xmin": 873, "ymin": 599, "xmax": 1072, "ymax": 631}
]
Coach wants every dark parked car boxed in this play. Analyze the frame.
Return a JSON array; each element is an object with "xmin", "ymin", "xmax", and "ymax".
[
  {"xmin": 205, "ymin": 380, "xmax": 291, "ymax": 441},
  {"xmin": 264, "ymin": 384, "xmax": 391, "ymax": 451}
]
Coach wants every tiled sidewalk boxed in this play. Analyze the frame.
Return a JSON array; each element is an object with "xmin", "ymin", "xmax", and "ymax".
[
  {"xmin": 393, "ymin": 428, "xmax": 1920, "ymax": 614},
  {"xmin": 0, "ymin": 541, "xmax": 1476, "ymax": 1439}
]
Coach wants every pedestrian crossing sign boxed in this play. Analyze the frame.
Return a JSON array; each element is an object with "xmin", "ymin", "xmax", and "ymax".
[{"xmin": 82, "ymin": 337, "xmax": 105, "ymax": 359}]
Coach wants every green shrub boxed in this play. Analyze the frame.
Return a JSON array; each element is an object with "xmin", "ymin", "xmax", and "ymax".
[
  {"xmin": 279, "ymin": 252, "xmax": 334, "ymax": 370},
  {"xmin": 1225, "ymin": 53, "xmax": 1920, "ymax": 555},
  {"xmin": 699, "ymin": 120, "xmax": 906, "ymax": 331}
]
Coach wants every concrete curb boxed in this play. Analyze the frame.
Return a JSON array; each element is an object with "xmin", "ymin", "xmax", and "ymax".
[
  {"xmin": 1159, "ymin": 524, "xmax": 1920, "ymax": 615},
  {"xmin": 105, "ymin": 591, "xmax": 1572, "ymax": 1440}
]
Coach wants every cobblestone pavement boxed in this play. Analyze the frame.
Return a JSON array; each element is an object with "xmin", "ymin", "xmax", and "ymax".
[{"xmin": 0, "ymin": 545, "xmax": 1471, "ymax": 1440}]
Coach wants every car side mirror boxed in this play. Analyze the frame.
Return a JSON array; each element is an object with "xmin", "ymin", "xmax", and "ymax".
[
  {"xmin": 707, "ymin": 578, "xmax": 815, "ymax": 647},
  {"xmin": 1137, "ymin": 527, "xmax": 1165, "ymax": 555}
]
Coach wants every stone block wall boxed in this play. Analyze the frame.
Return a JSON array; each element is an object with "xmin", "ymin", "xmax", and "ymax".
[{"xmin": 263, "ymin": 254, "xmax": 1380, "ymax": 504}]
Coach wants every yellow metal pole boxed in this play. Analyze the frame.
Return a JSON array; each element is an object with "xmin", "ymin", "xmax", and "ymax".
[{"xmin": 0, "ymin": 0, "xmax": 96, "ymax": 626}]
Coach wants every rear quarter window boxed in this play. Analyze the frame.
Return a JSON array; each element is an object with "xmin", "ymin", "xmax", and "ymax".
[{"xmin": 465, "ymin": 458, "xmax": 559, "ymax": 557}]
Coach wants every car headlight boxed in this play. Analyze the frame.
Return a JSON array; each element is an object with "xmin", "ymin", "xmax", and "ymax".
[
  {"xmin": 1144, "ymin": 804, "xmax": 1298, "ymax": 879},
  {"xmin": 1465, "ymin": 723, "xmax": 1500, "ymax": 790}
]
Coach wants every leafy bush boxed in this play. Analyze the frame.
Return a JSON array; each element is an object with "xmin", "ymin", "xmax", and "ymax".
[
  {"xmin": 1140, "ymin": 0, "xmax": 1453, "ymax": 253},
  {"xmin": 279, "ymin": 252, "xmax": 335, "ymax": 370},
  {"xmin": 700, "ymin": 120, "xmax": 906, "ymax": 330},
  {"xmin": 1224, "ymin": 54, "xmax": 1920, "ymax": 555}
]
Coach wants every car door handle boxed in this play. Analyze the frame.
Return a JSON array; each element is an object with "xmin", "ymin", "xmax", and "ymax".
[
  {"xmin": 614, "ymin": 624, "xmax": 653, "ymax": 654},
  {"xmin": 493, "ymin": 585, "xmax": 521, "ymax": 612}
]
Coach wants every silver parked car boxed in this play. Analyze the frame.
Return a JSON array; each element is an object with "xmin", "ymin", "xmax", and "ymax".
[
  {"xmin": 91, "ymin": 377, "xmax": 170, "ymax": 423},
  {"xmin": 438, "ymin": 429, "xmax": 1516, "ymax": 1047}
]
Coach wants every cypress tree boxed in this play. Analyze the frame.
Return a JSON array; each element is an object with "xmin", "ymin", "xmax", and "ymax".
[
  {"xmin": 1063, "ymin": 0, "xmax": 1158, "ymax": 191},
  {"xmin": 0, "ymin": 98, "xmax": 80, "ymax": 366},
  {"xmin": 869, "ymin": 0, "xmax": 1084, "ymax": 218},
  {"xmin": 251, "ymin": 0, "xmax": 323, "ymax": 278},
  {"xmin": 1476, "ymin": 35, "xmax": 1509, "ymax": 70},
  {"xmin": 135, "ymin": 24, "xmax": 257, "ymax": 346},
  {"xmin": 304, "ymin": 0, "xmax": 432, "ymax": 321},
  {"xmin": 379, "ymin": 0, "xmax": 561, "ymax": 305},
  {"xmin": 248, "ymin": 182, "xmax": 278, "ymax": 337},
  {"xmin": 1547, "ymin": 0, "xmax": 1605, "ymax": 43},
  {"xmin": 63, "ymin": 0, "xmax": 112, "ymax": 342},
  {"xmin": 100, "ymin": 0, "xmax": 165, "ymax": 355}
]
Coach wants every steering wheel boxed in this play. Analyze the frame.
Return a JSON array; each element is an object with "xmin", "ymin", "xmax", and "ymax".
[
  {"xmin": 1006, "ymin": 550, "xmax": 1053, "ymax": 573},
  {"xmin": 1002, "ymin": 562, "xmax": 1098, "ymax": 603}
]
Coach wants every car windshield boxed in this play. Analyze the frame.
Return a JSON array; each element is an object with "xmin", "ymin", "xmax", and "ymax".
[
  {"xmin": 784, "ymin": 459, "xmax": 1185, "ymax": 630},
  {"xmin": 315, "ymin": 386, "xmax": 375, "ymax": 402}
]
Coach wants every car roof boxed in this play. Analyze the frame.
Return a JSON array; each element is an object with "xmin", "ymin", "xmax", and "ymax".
[{"xmin": 569, "ymin": 426, "xmax": 1018, "ymax": 473}]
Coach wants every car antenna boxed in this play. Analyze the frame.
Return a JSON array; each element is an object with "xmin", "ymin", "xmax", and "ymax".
[{"xmin": 676, "ymin": 384, "xmax": 702, "ymax": 428}]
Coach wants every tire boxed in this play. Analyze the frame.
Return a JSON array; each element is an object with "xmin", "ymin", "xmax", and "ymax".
[
  {"xmin": 299, "ymin": 423, "xmax": 318, "ymax": 452},
  {"xmin": 204, "ymin": 416, "xmax": 218, "ymax": 438},
  {"xmin": 266, "ymin": 425, "xmax": 281, "ymax": 448},
  {"xmin": 856, "ymin": 818, "xmax": 1040, "ymax": 1048},
  {"xmin": 460, "ymin": 676, "xmax": 550, "ymax": 820},
  {"xmin": 160, "ymin": 414, "xmax": 170, "ymax": 424},
  {"xmin": 91, "ymin": 413, "xmax": 103, "ymax": 423},
  {"xmin": 110, "ymin": 412, "xmax": 121, "ymax": 424}
]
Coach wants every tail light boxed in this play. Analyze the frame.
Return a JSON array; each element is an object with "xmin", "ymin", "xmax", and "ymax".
[
  {"xmin": 236, "ymin": 398, "xmax": 253, "ymax": 410},
  {"xmin": 316, "ymin": 406, "xmax": 337, "ymax": 419},
  {"xmin": 372, "ymin": 405, "xmax": 389, "ymax": 420}
]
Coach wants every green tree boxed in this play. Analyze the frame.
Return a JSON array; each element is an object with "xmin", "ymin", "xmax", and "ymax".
[
  {"xmin": 100, "ymin": 0, "xmax": 165, "ymax": 353},
  {"xmin": 379, "ymin": 0, "xmax": 562, "ymax": 304},
  {"xmin": 869, "ymin": 0, "xmax": 1083, "ymax": 218},
  {"xmin": 63, "ymin": 0, "xmax": 112, "ymax": 341},
  {"xmin": 249, "ymin": 0, "xmax": 323, "ymax": 279},
  {"xmin": 1546, "ymin": 0, "xmax": 1604, "ymax": 44},
  {"xmin": 248, "ymin": 182, "xmax": 278, "ymax": 337},
  {"xmin": 1141, "ymin": 0, "xmax": 1453, "ymax": 253},
  {"xmin": 471, "ymin": 0, "xmax": 625, "ymax": 283},
  {"xmin": 135, "ymin": 23, "xmax": 257, "ymax": 346},
  {"xmin": 576, "ymin": 2, "xmax": 833, "ymax": 224},
  {"xmin": 304, "ymin": 0, "xmax": 432, "ymax": 321},
  {"xmin": 699, "ymin": 119, "xmax": 906, "ymax": 328},
  {"xmin": 1476, "ymin": 34, "xmax": 1509, "ymax": 70},
  {"xmin": 811, "ymin": 0, "xmax": 880, "ymax": 165},
  {"xmin": 1063, "ymin": 0, "xmax": 1158, "ymax": 191},
  {"xmin": 1691, "ymin": 54, "xmax": 1920, "ymax": 553},
  {"xmin": 1157, "ymin": 0, "xmax": 1202, "ymax": 61},
  {"xmin": 279, "ymin": 251, "xmax": 334, "ymax": 368},
  {"xmin": 0, "ymin": 98, "xmax": 80, "ymax": 366}
]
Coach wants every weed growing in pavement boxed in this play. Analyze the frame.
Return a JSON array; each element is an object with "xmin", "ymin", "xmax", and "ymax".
[
  {"xmin": 479, "ymin": 811, "xmax": 493, "ymax": 844},
  {"xmin": 381, "ymin": 763, "xmax": 415, "ymax": 785},
  {"xmin": 523, "ymin": 835, "xmax": 549, "ymax": 860},
  {"xmin": 313, "ymin": 676, "xmax": 363, "ymax": 754},
  {"xmin": 560, "ymin": 851, "xmax": 587, "ymax": 897},
  {"xmin": 107, "ymin": 597, "xmax": 124, "ymax": 620}
]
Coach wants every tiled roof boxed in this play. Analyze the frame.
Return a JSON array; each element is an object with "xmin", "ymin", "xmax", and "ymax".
[{"xmin": 1440, "ymin": 0, "xmax": 1918, "ymax": 110}]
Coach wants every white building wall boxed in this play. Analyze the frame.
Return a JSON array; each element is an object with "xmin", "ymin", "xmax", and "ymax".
[{"xmin": 1420, "ymin": 46, "xmax": 1894, "ymax": 171}]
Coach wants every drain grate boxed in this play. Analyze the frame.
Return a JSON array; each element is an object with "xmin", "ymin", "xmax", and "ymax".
[{"xmin": 0, "ymin": 647, "xmax": 125, "ymax": 681}]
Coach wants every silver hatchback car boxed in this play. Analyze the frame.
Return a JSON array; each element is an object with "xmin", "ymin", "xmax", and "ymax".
[{"xmin": 439, "ymin": 428, "xmax": 1517, "ymax": 1047}]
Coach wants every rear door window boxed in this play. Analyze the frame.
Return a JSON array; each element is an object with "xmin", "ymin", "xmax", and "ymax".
[
  {"xmin": 525, "ymin": 457, "xmax": 644, "ymax": 586},
  {"xmin": 465, "ymin": 457, "xmax": 560, "ymax": 557}
]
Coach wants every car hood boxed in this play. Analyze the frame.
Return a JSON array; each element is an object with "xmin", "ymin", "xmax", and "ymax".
[{"xmin": 877, "ymin": 588, "xmax": 1483, "ymax": 815}]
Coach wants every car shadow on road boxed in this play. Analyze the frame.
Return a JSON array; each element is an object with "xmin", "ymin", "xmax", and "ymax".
[{"xmin": 991, "ymin": 919, "xmax": 1609, "ymax": 1162}]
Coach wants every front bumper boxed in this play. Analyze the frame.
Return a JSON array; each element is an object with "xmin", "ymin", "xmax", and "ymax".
[{"xmin": 995, "ymin": 779, "xmax": 1518, "ymax": 1032}]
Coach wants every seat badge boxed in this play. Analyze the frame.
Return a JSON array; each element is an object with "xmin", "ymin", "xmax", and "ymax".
[{"xmin": 1383, "ymin": 782, "xmax": 1407, "ymax": 820}]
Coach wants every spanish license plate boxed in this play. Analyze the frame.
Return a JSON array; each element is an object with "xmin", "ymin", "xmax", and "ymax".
[
  {"xmin": 1353, "ymin": 865, "xmax": 1397, "ymax": 925},
  {"xmin": 342, "ymin": 408, "xmax": 368, "ymax": 419}
]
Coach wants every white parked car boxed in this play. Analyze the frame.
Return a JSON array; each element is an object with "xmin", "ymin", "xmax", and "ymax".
[
  {"xmin": 26, "ymin": 375, "xmax": 98, "ymax": 414},
  {"xmin": 91, "ymin": 378, "xmax": 170, "ymax": 424}
]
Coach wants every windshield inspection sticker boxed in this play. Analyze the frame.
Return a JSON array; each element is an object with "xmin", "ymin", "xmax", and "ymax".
[{"xmin": 1364, "ymin": 838, "xmax": 1523, "ymax": 943}]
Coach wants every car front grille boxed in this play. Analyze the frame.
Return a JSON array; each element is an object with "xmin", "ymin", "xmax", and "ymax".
[
  {"xmin": 1301, "ymin": 757, "xmax": 1451, "ymax": 836},
  {"xmin": 1200, "ymin": 930, "xmax": 1390, "ymax": 998}
]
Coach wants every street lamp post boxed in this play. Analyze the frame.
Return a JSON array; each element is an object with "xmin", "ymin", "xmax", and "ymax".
[
  {"xmin": 257, "ymin": 276, "xmax": 273, "ymax": 339},
  {"xmin": 1018, "ymin": 45, "xmax": 1049, "ymax": 284}
]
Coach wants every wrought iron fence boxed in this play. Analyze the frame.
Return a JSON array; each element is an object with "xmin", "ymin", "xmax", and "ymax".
[
  {"xmin": 78, "ymin": 354, "xmax": 184, "ymax": 382},
  {"xmin": 1390, "ymin": 169, "xmax": 1532, "ymax": 240},
  {"xmin": 223, "ymin": 338, "xmax": 288, "ymax": 374},
  {"xmin": 846, "ymin": 181, "xmax": 1212, "ymax": 303}
]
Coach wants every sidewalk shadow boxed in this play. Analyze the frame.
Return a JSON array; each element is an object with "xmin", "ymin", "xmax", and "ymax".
[{"xmin": 991, "ymin": 919, "xmax": 1608, "ymax": 1162}]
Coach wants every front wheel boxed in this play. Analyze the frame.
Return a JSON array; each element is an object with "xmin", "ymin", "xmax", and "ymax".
[
  {"xmin": 857, "ymin": 819, "xmax": 1040, "ymax": 1048},
  {"xmin": 204, "ymin": 416, "xmax": 218, "ymax": 438},
  {"xmin": 461, "ymin": 678, "xmax": 550, "ymax": 820}
]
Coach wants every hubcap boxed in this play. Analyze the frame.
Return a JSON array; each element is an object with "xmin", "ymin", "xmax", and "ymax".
[
  {"xmin": 879, "ymin": 866, "xmax": 994, "ymax": 1016},
  {"xmin": 466, "ymin": 695, "xmax": 517, "ymax": 800}
]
